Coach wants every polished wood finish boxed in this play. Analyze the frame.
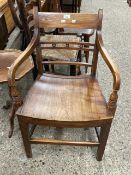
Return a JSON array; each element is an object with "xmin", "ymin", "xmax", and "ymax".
[
  {"xmin": 17, "ymin": 74, "xmax": 112, "ymax": 122},
  {"xmin": 38, "ymin": 13, "xmax": 99, "ymax": 29},
  {"xmin": 8, "ymin": 8, "xmax": 121, "ymax": 160},
  {"xmin": 0, "ymin": 12, "xmax": 8, "ymax": 49}
]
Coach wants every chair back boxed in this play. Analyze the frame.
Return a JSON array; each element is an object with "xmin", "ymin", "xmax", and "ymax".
[{"xmin": 33, "ymin": 6, "xmax": 103, "ymax": 76}]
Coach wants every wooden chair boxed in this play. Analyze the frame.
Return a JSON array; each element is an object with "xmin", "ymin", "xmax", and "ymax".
[
  {"xmin": 0, "ymin": 49, "xmax": 33, "ymax": 137},
  {"xmin": 8, "ymin": 0, "xmax": 40, "ymax": 50},
  {"xmin": 8, "ymin": 7, "xmax": 121, "ymax": 160}
]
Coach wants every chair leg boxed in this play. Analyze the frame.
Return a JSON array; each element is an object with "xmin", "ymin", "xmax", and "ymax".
[
  {"xmin": 51, "ymin": 64, "xmax": 55, "ymax": 72},
  {"xmin": 31, "ymin": 53, "xmax": 38, "ymax": 80},
  {"xmin": 70, "ymin": 65, "xmax": 76, "ymax": 76},
  {"xmin": 76, "ymin": 50, "xmax": 82, "ymax": 75},
  {"xmin": 96, "ymin": 121, "xmax": 112, "ymax": 161},
  {"xmin": 18, "ymin": 117, "xmax": 32, "ymax": 158},
  {"xmin": 20, "ymin": 31, "xmax": 26, "ymax": 51},
  {"xmin": 84, "ymin": 35, "xmax": 89, "ymax": 73},
  {"xmin": 29, "ymin": 124, "xmax": 37, "ymax": 137},
  {"xmin": 44, "ymin": 59, "xmax": 50, "ymax": 72},
  {"xmin": 8, "ymin": 105, "xmax": 16, "ymax": 138}
]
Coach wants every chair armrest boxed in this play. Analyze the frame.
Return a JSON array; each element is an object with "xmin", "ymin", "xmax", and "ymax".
[
  {"xmin": 8, "ymin": 34, "xmax": 38, "ymax": 98},
  {"xmin": 96, "ymin": 31, "xmax": 121, "ymax": 115}
]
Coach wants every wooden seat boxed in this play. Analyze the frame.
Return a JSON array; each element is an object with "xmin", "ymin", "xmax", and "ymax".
[
  {"xmin": 8, "ymin": 8, "xmax": 121, "ymax": 160},
  {"xmin": 17, "ymin": 74, "xmax": 111, "ymax": 123}
]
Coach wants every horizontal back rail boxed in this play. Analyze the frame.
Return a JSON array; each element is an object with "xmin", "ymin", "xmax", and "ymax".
[
  {"xmin": 40, "ymin": 41, "xmax": 95, "ymax": 51},
  {"xmin": 41, "ymin": 46, "xmax": 94, "ymax": 51},
  {"xmin": 40, "ymin": 41, "xmax": 95, "ymax": 46},
  {"xmin": 38, "ymin": 12, "xmax": 99, "ymax": 29}
]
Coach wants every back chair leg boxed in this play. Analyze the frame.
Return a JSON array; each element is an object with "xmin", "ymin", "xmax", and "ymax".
[
  {"xmin": 77, "ymin": 50, "xmax": 82, "ymax": 75},
  {"xmin": 18, "ymin": 117, "xmax": 32, "ymax": 158},
  {"xmin": 96, "ymin": 121, "xmax": 112, "ymax": 161},
  {"xmin": 31, "ymin": 53, "xmax": 38, "ymax": 80},
  {"xmin": 84, "ymin": 35, "xmax": 89, "ymax": 73},
  {"xmin": 70, "ymin": 65, "xmax": 76, "ymax": 76}
]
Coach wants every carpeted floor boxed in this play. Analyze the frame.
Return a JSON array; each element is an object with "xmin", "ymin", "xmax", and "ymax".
[{"xmin": 0, "ymin": 0, "xmax": 131, "ymax": 174}]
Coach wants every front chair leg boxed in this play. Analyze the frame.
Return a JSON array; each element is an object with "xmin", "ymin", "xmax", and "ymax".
[
  {"xmin": 96, "ymin": 121, "xmax": 112, "ymax": 161},
  {"xmin": 8, "ymin": 105, "xmax": 16, "ymax": 138},
  {"xmin": 8, "ymin": 97, "xmax": 23, "ymax": 138},
  {"xmin": 18, "ymin": 116, "xmax": 32, "ymax": 158}
]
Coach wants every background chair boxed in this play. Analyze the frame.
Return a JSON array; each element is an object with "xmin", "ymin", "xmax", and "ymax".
[
  {"xmin": 11, "ymin": 0, "xmax": 81, "ymax": 75},
  {"xmin": 0, "ymin": 49, "xmax": 33, "ymax": 137},
  {"xmin": 8, "ymin": 7, "xmax": 121, "ymax": 160}
]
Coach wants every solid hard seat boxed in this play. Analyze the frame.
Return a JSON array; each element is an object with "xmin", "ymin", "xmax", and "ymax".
[
  {"xmin": 17, "ymin": 74, "xmax": 112, "ymax": 124},
  {"xmin": 40, "ymin": 35, "xmax": 80, "ymax": 61},
  {"xmin": 0, "ymin": 49, "xmax": 33, "ymax": 83}
]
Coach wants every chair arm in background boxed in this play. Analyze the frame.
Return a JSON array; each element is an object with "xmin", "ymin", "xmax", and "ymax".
[{"xmin": 8, "ymin": 34, "xmax": 38, "ymax": 98}]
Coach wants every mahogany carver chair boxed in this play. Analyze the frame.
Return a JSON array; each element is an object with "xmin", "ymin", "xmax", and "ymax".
[
  {"xmin": 8, "ymin": 7, "xmax": 121, "ymax": 160},
  {"xmin": 0, "ymin": 49, "xmax": 33, "ymax": 137}
]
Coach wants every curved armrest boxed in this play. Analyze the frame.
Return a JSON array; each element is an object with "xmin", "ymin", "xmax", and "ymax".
[
  {"xmin": 96, "ymin": 31, "xmax": 121, "ymax": 91},
  {"xmin": 8, "ymin": 33, "xmax": 38, "ymax": 97},
  {"xmin": 96, "ymin": 31, "xmax": 121, "ymax": 114}
]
